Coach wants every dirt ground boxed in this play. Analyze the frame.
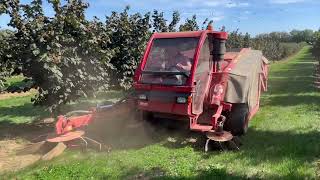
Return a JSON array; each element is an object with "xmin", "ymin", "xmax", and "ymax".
[
  {"xmin": 0, "ymin": 139, "xmax": 41, "ymax": 173},
  {"xmin": 0, "ymin": 120, "xmax": 53, "ymax": 174},
  {"xmin": 0, "ymin": 89, "xmax": 37, "ymax": 100}
]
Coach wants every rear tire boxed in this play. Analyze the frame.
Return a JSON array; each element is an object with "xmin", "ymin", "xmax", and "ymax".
[{"xmin": 224, "ymin": 104, "xmax": 249, "ymax": 136}]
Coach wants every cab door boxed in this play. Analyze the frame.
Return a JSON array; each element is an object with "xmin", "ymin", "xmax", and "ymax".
[{"xmin": 192, "ymin": 36, "xmax": 212, "ymax": 114}]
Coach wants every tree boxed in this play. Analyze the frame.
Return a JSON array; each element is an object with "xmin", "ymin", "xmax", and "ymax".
[
  {"xmin": 106, "ymin": 6, "xmax": 151, "ymax": 89},
  {"xmin": 168, "ymin": 11, "xmax": 180, "ymax": 32},
  {"xmin": 243, "ymin": 32, "xmax": 251, "ymax": 48},
  {"xmin": 269, "ymin": 32, "xmax": 291, "ymax": 42},
  {"xmin": 226, "ymin": 29, "xmax": 244, "ymax": 49},
  {"xmin": 0, "ymin": 29, "xmax": 15, "ymax": 91},
  {"xmin": 0, "ymin": 1, "xmax": 305, "ymax": 110},
  {"xmin": 290, "ymin": 29, "xmax": 314, "ymax": 43},
  {"xmin": 0, "ymin": 0, "xmax": 114, "ymax": 112},
  {"xmin": 201, "ymin": 18, "xmax": 213, "ymax": 30},
  {"xmin": 312, "ymin": 30, "xmax": 320, "ymax": 63},
  {"xmin": 152, "ymin": 10, "xmax": 167, "ymax": 32},
  {"xmin": 179, "ymin": 15, "xmax": 199, "ymax": 31}
]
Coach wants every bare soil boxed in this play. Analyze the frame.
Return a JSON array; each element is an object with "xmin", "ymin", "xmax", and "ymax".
[
  {"xmin": 0, "ymin": 121, "xmax": 53, "ymax": 174},
  {"xmin": 0, "ymin": 139, "xmax": 41, "ymax": 173},
  {"xmin": 0, "ymin": 89, "xmax": 37, "ymax": 100}
]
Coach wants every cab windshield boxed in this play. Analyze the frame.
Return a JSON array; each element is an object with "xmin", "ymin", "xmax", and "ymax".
[{"xmin": 141, "ymin": 37, "xmax": 199, "ymax": 85}]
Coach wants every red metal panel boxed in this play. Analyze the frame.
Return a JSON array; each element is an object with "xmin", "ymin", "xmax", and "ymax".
[
  {"xmin": 133, "ymin": 83, "xmax": 194, "ymax": 92},
  {"xmin": 153, "ymin": 31, "xmax": 203, "ymax": 38},
  {"xmin": 211, "ymin": 31, "xmax": 228, "ymax": 39},
  {"xmin": 137, "ymin": 100, "xmax": 191, "ymax": 116}
]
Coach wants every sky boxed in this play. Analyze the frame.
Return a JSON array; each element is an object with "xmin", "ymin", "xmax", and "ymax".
[{"xmin": 0, "ymin": 0, "xmax": 320, "ymax": 35}]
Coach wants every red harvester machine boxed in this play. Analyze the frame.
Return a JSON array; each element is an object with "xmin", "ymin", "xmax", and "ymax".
[{"xmin": 23, "ymin": 26, "xmax": 269, "ymax": 158}]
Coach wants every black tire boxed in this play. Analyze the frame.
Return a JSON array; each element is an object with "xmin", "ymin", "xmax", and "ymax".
[{"xmin": 224, "ymin": 103, "xmax": 249, "ymax": 136}]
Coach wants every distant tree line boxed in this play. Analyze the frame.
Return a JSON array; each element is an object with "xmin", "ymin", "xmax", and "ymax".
[
  {"xmin": 0, "ymin": 0, "xmax": 315, "ymax": 111},
  {"xmin": 224, "ymin": 29, "xmax": 309, "ymax": 61}
]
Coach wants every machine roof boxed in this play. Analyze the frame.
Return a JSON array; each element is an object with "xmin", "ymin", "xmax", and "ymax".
[{"xmin": 152, "ymin": 31, "xmax": 204, "ymax": 38}]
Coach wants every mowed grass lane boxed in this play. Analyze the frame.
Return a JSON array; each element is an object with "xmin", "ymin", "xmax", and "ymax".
[{"xmin": 5, "ymin": 47, "xmax": 320, "ymax": 179}]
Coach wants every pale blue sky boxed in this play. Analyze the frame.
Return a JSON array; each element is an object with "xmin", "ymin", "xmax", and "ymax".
[{"xmin": 1, "ymin": 0, "xmax": 319, "ymax": 35}]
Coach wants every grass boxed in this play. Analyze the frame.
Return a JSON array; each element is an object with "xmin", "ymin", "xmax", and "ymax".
[
  {"xmin": 2, "ymin": 47, "xmax": 320, "ymax": 179},
  {"xmin": 0, "ymin": 89, "xmax": 123, "ymax": 124},
  {"xmin": 0, "ymin": 93, "xmax": 48, "ymax": 124},
  {"xmin": 4, "ymin": 75, "xmax": 25, "ymax": 88}
]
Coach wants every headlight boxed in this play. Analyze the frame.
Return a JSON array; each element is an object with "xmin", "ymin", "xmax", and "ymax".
[
  {"xmin": 176, "ymin": 97, "xmax": 187, "ymax": 104},
  {"xmin": 138, "ymin": 94, "xmax": 147, "ymax": 100}
]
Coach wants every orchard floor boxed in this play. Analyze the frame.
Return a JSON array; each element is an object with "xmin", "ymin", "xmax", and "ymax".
[{"xmin": 1, "ymin": 47, "xmax": 319, "ymax": 179}]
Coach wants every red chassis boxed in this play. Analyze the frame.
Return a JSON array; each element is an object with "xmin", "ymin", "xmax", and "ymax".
[{"xmin": 133, "ymin": 29, "xmax": 268, "ymax": 135}]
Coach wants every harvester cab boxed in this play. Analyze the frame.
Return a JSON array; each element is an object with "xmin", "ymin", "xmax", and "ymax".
[{"xmin": 133, "ymin": 27, "xmax": 269, "ymax": 149}]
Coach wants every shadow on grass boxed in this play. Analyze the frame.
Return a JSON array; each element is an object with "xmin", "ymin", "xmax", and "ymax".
[
  {"xmin": 0, "ymin": 120, "xmax": 53, "ymax": 141},
  {"xmin": 239, "ymin": 129, "xmax": 320, "ymax": 165},
  {"xmin": 123, "ymin": 128, "xmax": 320, "ymax": 179},
  {"xmin": 264, "ymin": 94, "xmax": 320, "ymax": 107},
  {"xmin": 268, "ymin": 49, "xmax": 317, "ymax": 95},
  {"xmin": 0, "ymin": 104, "xmax": 48, "ymax": 119},
  {"xmin": 119, "ymin": 166, "xmax": 246, "ymax": 180}
]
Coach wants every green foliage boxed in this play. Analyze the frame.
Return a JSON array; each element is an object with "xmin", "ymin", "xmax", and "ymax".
[
  {"xmin": 278, "ymin": 42, "xmax": 304, "ymax": 59},
  {"xmin": 0, "ymin": 0, "xmax": 114, "ymax": 111},
  {"xmin": 179, "ymin": 15, "xmax": 199, "ymax": 31},
  {"xmin": 253, "ymin": 33, "xmax": 282, "ymax": 60},
  {"xmin": 290, "ymin": 29, "xmax": 315, "ymax": 43},
  {"xmin": 106, "ymin": 6, "xmax": 151, "ymax": 89},
  {"xmin": 201, "ymin": 18, "xmax": 213, "ymax": 30},
  {"xmin": 168, "ymin": 11, "xmax": 180, "ymax": 32},
  {"xmin": 0, "ymin": 30, "xmax": 15, "ymax": 92},
  {"xmin": 311, "ymin": 30, "xmax": 320, "ymax": 63},
  {"xmin": 151, "ymin": 10, "xmax": 181, "ymax": 33},
  {"xmin": 0, "ymin": 0, "xmax": 310, "ymax": 110},
  {"xmin": 226, "ymin": 30, "xmax": 304, "ymax": 61},
  {"xmin": 243, "ymin": 32, "xmax": 250, "ymax": 48},
  {"xmin": 226, "ymin": 29, "xmax": 249, "ymax": 49},
  {"xmin": 152, "ymin": 10, "xmax": 167, "ymax": 32},
  {"xmin": 252, "ymin": 37, "xmax": 303, "ymax": 61},
  {"xmin": 6, "ymin": 78, "xmax": 35, "ymax": 93}
]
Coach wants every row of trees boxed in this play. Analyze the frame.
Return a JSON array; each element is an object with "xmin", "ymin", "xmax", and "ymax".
[
  {"xmin": 312, "ymin": 30, "xmax": 320, "ymax": 64},
  {"xmin": 311, "ymin": 30, "xmax": 320, "ymax": 90},
  {"xmin": 0, "ymin": 0, "xmax": 313, "ymax": 111},
  {"xmin": 225, "ymin": 29, "xmax": 305, "ymax": 61},
  {"xmin": 0, "ymin": 0, "xmax": 212, "ymax": 111}
]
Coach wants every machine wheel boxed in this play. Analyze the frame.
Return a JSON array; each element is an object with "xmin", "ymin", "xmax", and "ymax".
[{"xmin": 224, "ymin": 103, "xmax": 249, "ymax": 136}]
